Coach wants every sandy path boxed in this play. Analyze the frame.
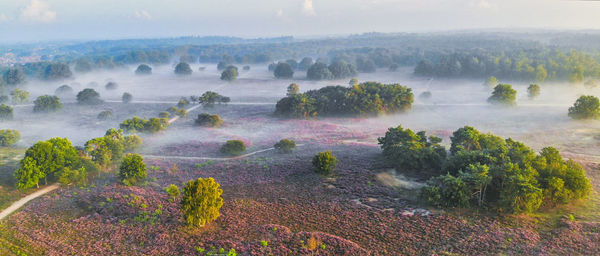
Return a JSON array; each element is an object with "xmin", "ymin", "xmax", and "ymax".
[{"xmin": 0, "ymin": 184, "xmax": 59, "ymax": 221}]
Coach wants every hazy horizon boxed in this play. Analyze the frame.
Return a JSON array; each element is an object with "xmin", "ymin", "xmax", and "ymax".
[{"xmin": 2, "ymin": 0, "xmax": 600, "ymax": 43}]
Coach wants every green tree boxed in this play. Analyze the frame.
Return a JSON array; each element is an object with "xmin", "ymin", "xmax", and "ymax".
[
  {"xmin": 97, "ymin": 110, "xmax": 113, "ymax": 120},
  {"xmin": 312, "ymin": 151, "xmax": 337, "ymax": 175},
  {"xmin": 0, "ymin": 104, "xmax": 13, "ymax": 120},
  {"xmin": 77, "ymin": 88, "xmax": 102, "ymax": 105},
  {"xmin": 180, "ymin": 177, "xmax": 223, "ymax": 227},
  {"xmin": 527, "ymin": 84, "xmax": 540, "ymax": 99},
  {"xmin": 328, "ymin": 61, "xmax": 357, "ymax": 79},
  {"xmin": 307, "ymin": 63, "xmax": 333, "ymax": 80},
  {"xmin": 122, "ymin": 92, "xmax": 133, "ymax": 104},
  {"xmin": 568, "ymin": 95, "xmax": 600, "ymax": 120},
  {"xmin": 422, "ymin": 173, "xmax": 470, "ymax": 208},
  {"xmin": 195, "ymin": 113, "xmax": 223, "ymax": 128},
  {"xmin": 33, "ymin": 95, "xmax": 62, "ymax": 113},
  {"xmin": 0, "ymin": 129, "xmax": 20, "ymax": 146},
  {"xmin": 135, "ymin": 64, "xmax": 152, "ymax": 75},
  {"xmin": 274, "ymin": 139, "xmax": 296, "ymax": 153},
  {"xmin": 165, "ymin": 184, "xmax": 180, "ymax": 201},
  {"xmin": 43, "ymin": 63, "xmax": 72, "ymax": 81},
  {"xmin": 298, "ymin": 57, "xmax": 314, "ymax": 71},
  {"xmin": 536, "ymin": 64, "xmax": 548, "ymax": 82},
  {"xmin": 3, "ymin": 68, "xmax": 25, "ymax": 85},
  {"xmin": 175, "ymin": 62, "xmax": 193, "ymax": 75},
  {"xmin": 487, "ymin": 84, "xmax": 516, "ymax": 105},
  {"xmin": 118, "ymin": 153, "xmax": 147, "ymax": 186},
  {"xmin": 286, "ymin": 83, "xmax": 299, "ymax": 96},
  {"xmin": 11, "ymin": 89, "xmax": 29, "ymax": 104},
  {"xmin": 220, "ymin": 140, "xmax": 246, "ymax": 156},
  {"xmin": 55, "ymin": 85, "xmax": 73, "ymax": 96},
  {"xmin": 274, "ymin": 62, "xmax": 294, "ymax": 79},
  {"xmin": 220, "ymin": 66, "xmax": 238, "ymax": 81}
]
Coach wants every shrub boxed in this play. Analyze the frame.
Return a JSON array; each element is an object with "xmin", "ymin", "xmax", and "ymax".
[
  {"xmin": 118, "ymin": 153, "xmax": 147, "ymax": 186},
  {"xmin": 274, "ymin": 62, "xmax": 294, "ymax": 79},
  {"xmin": 220, "ymin": 140, "xmax": 246, "ymax": 156},
  {"xmin": 122, "ymin": 92, "xmax": 133, "ymax": 103},
  {"xmin": 33, "ymin": 95, "xmax": 62, "ymax": 113},
  {"xmin": 105, "ymin": 82, "xmax": 118, "ymax": 90},
  {"xmin": 77, "ymin": 88, "xmax": 102, "ymax": 105},
  {"xmin": 180, "ymin": 177, "xmax": 223, "ymax": 227},
  {"xmin": 195, "ymin": 113, "xmax": 223, "ymax": 127},
  {"xmin": 165, "ymin": 184, "xmax": 180, "ymax": 200},
  {"xmin": 422, "ymin": 173, "xmax": 471, "ymax": 208},
  {"xmin": 11, "ymin": 89, "xmax": 29, "ymax": 104},
  {"xmin": 221, "ymin": 66, "xmax": 238, "ymax": 81},
  {"xmin": 135, "ymin": 64, "xmax": 152, "ymax": 75},
  {"xmin": 55, "ymin": 85, "xmax": 73, "ymax": 95},
  {"xmin": 527, "ymin": 84, "xmax": 540, "ymax": 99},
  {"xmin": 488, "ymin": 84, "xmax": 516, "ymax": 105},
  {"xmin": 175, "ymin": 62, "xmax": 192, "ymax": 75},
  {"xmin": 312, "ymin": 151, "xmax": 337, "ymax": 175},
  {"xmin": 159, "ymin": 111, "xmax": 170, "ymax": 118},
  {"xmin": 0, "ymin": 129, "xmax": 20, "ymax": 146},
  {"xmin": 0, "ymin": 104, "xmax": 14, "ymax": 120},
  {"xmin": 97, "ymin": 110, "xmax": 113, "ymax": 120},
  {"xmin": 568, "ymin": 95, "xmax": 600, "ymax": 120},
  {"xmin": 274, "ymin": 139, "xmax": 296, "ymax": 153},
  {"xmin": 120, "ymin": 116, "xmax": 169, "ymax": 133}
]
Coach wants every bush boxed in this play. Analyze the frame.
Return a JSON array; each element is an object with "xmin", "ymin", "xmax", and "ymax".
[
  {"xmin": 105, "ymin": 82, "xmax": 118, "ymax": 90},
  {"xmin": 181, "ymin": 177, "xmax": 223, "ymax": 227},
  {"xmin": 33, "ymin": 95, "xmax": 62, "ymax": 113},
  {"xmin": 195, "ymin": 113, "xmax": 223, "ymax": 128},
  {"xmin": 165, "ymin": 184, "xmax": 180, "ymax": 200},
  {"xmin": 55, "ymin": 85, "xmax": 73, "ymax": 95},
  {"xmin": 175, "ymin": 62, "xmax": 192, "ymax": 75},
  {"xmin": 118, "ymin": 153, "xmax": 147, "ymax": 186},
  {"xmin": 158, "ymin": 111, "xmax": 170, "ymax": 118},
  {"xmin": 312, "ymin": 151, "xmax": 337, "ymax": 175},
  {"xmin": 0, "ymin": 104, "xmax": 14, "ymax": 120},
  {"xmin": 221, "ymin": 66, "xmax": 238, "ymax": 81},
  {"xmin": 11, "ymin": 89, "xmax": 29, "ymax": 104},
  {"xmin": 135, "ymin": 64, "xmax": 152, "ymax": 75},
  {"xmin": 120, "ymin": 116, "xmax": 169, "ymax": 133},
  {"xmin": 274, "ymin": 62, "xmax": 294, "ymax": 79},
  {"xmin": 527, "ymin": 84, "xmax": 540, "ymax": 99},
  {"xmin": 488, "ymin": 84, "xmax": 516, "ymax": 105},
  {"xmin": 274, "ymin": 139, "xmax": 296, "ymax": 153},
  {"xmin": 77, "ymin": 88, "xmax": 102, "ymax": 105},
  {"xmin": 220, "ymin": 140, "xmax": 246, "ymax": 156},
  {"xmin": 122, "ymin": 93, "xmax": 133, "ymax": 103},
  {"xmin": 0, "ymin": 129, "xmax": 20, "ymax": 146},
  {"xmin": 307, "ymin": 63, "xmax": 333, "ymax": 80},
  {"xmin": 97, "ymin": 110, "xmax": 113, "ymax": 120},
  {"xmin": 568, "ymin": 95, "xmax": 600, "ymax": 120},
  {"xmin": 199, "ymin": 91, "xmax": 229, "ymax": 107},
  {"xmin": 422, "ymin": 173, "xmax": 470, "ymax": 208}
]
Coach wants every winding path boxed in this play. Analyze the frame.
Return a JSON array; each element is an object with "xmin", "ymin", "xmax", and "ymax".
[{"xmin": 0, "ymin": 184, "xmax": 59, "ymax": 221}]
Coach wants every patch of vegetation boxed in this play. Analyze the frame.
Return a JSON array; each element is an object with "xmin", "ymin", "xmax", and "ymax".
[
  {"xmin": 0, "ymin": 130, "xmax": 20, "ymax": 146},
  {"xmin": 181, "ymin": 177, "xmax": 223, "ymax": 227},
  {"xmin": 220, "ymin": 140, "xmax": 246, "ymax": 156},
  {"xmin": 274, "ymin": 139, "xmax": 296, "ymax": 153},
  {"xmin": 194, "ymin": 113, "xmax": 223, "ymax": 128},
  {"xmin": 488, "ymin": 84, "xmax": 516, "ymax": 105},
  {"xmin": 118, "ymin": 153, "xmax": 147, "ymax": 186},
  {"xmin": 312, "ymin": 151, "xmax": 337, "ymax": 175},
  {"xmin": 568, "ymin": 95, "xmax": 600, "ymax": 120},
  {"xmin": 119, "ymin": 116, "xmax": 169, "ymax": 133}
]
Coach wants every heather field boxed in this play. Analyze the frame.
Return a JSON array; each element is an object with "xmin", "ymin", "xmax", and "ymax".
[{"xmin": 1, "ymin": 65, "xmax": 600, "ymax": 256}]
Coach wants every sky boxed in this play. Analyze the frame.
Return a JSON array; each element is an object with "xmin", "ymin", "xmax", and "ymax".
[{"xmin": 1, "ymin": 0, "xmax": 600, "ymax": 43}]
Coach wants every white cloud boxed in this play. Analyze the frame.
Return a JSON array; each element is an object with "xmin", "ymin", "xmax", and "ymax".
[
  {"xmin": 302, "ymin": 0, "xmax": 316, "ymax": 16},
  {"xmin": 20, "ymin": 0, "xmax": 56, "ymax": 23},
  {"xmin": 135, "ymin": 10, "xmax": 152, "ymax": 20}
]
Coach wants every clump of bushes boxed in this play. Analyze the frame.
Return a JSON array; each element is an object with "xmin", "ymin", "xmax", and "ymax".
[
  {"xmin": 85, "ymin": 128, "xmax": 142, "ymax": 167},
  {"xmin": 197, "ymin": 91, "xmax": 230, "ymax": 107},
  {"xmin": 312, "ymin": 151, "xmax": 337, "ymax": 175},
  {"xmin": 118, "ymin": 153, "xmax": 147, "ymax": 186},
  {"xmin": 527, "ymin": 84, "xmax": 540, "ymax": 99},
  {"xmin": 158, "ymin": 111, "xmax": 170, "ymax": 118},
  {"xmin": 119, "ymin": 116, "xmax": 169, "ymax": 133},
  {"xmin": 275, "ymin": 82, "xmax": 413, "ymax": 118},
  {"xmin": 122, "ymin": 92, "xmax": 133, "ymax": 103},
  {"xmin": 33, "ymin": 95, "xmax": 62, "ymax": 113},
  {"xmin": 55, "ymin": 85, "xmax": 73, "ymax": 95},
  {"xmin": 175, "ymin": 62, "xmax": 192, "ymax": 75},
  {"xmin": 487, "ymin": 84, "xmax": 516, "ymax": 105},
  {"xmin": 181, "ymin": 177, "xmax": 223, "ymax": 227},
  {"xmin": 274, "ymin": 139, "xmax": 296, "ymax": 153},
  {"xmin": 77, "ymin": 88, "xmax": 102, "ymax": 105},
  {"xmin": 105, "ymin": 82, "xmax": 118, "ymax": 90},
  {"xmin": 568, "ymin": 95, "xmax": 600, "ymax": 120},
  {"xmin": 220, "ymin": 140, "xmax": 246, "ymax": 156},
  {"xmin": 220, "ymin": 66, "xmax": 238, "ymax": 81},
  {"xmin": 166, "ymin": 106, "xmax": 187, "ymax": 118},
  {"xmin": 0, "ymin": 104, "xmax": 14, "ymax": 120},
  {"xmin": 195, "ymin": 113, "xmax": 223, "ymax": 127},
  {"xmin": 97, "ymin": 110, "xmax": 113, "ymax": 120},
  {"xmin": 135, "ymin": 64, "xmax": 152, "ymax": 75},
  {"xmin": 0, "ymin": 129, "xmax": 20, "ymax": 146}
]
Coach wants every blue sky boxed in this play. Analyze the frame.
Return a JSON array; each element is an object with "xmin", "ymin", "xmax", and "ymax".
[{"xmin": 1, "ymin": 0, "xmax": 600, "ymax": 43}]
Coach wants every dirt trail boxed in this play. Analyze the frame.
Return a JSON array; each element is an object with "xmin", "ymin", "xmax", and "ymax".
[
  {"xmin": 0, "ymin": 184, "xmax": 59, "ymax": 221},
  {"xmin": 143, "ymin": 144, "xmax": 304, "ymax": 161}
]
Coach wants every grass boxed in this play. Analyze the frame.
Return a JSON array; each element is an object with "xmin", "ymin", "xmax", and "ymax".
[{"xmin": 0, "ymin": 147, "xmax": 29, "ymax": 212}]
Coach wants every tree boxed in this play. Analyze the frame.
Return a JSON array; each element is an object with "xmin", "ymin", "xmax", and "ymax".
[
  {"xmin": 165, "ymin": 184, "xmax": 180, "ymax": 201},
  {"xmin": 536, "ymin": 64, "xmax": 548, "ymax": 82},
  {"xmin": 195, "ymin": 113, "xmax": 223, "ymax": 127},
  {"xmin": 43, "ymin": 63, "xmax": 72, "ymax": 80},
  {"xmin": 220, "ymin": 140, "xmax": 246, "ymax": 156},
  {"xmin": 3, "ymin": 68, "xmax": 25, "ymax": 85},
  {"xmin": 0, "ymin": 129, "xmax": 20, "ymax": 146},
  {"xmin": 77, "ymin": 88, "xmax": 102, "ymax": 105},
  {"xmin": 313, "ymin": 151, "xmax": 337, "ymax": 175},
  {"xmin": 180, "ymin": 177, "xmax": 223, "ymax": 227},
  {"xmin": 485, "ymin": 76, "xmax": 499, "ymax": 88},
  {"xmin": 118, "ymin": 153, "xmax": 147, "ymax": 186},
  {"xmin": 328, "ymin": 61, "xmax": 357, "ymax": 79},
  {"xmin": 568, "ymin": 95, "xmax": 600, "ymax": 120},
  {"xmin": 122, "ymin": 92, "xmax": 133, "ymax": 104},
  {"xmin": 357, "ymin": 58, "xmax": 376, "ymax": 73},
  {"xmin": 74, "ymin": 59, "xmax": 92, "ymax": 73},
  {"xmin": 414, "ymin": 60, "xmax": 434, "ymax": 76},
  {"xmin": 286, "ymin": 59, "xmax": 298, "ymax": 70},
  {"xmin": 120, "ymin": 116, "xmax": 169, "ymax": 133},
  {"xmin": 286, "ymin": 83, "xmax": 299, "ymax": 96},
  {"xmin": 0, "ymin": 104, "xmax": 14, "ymax": 120},
  {"xmin": 135, "ymin": 64, "xmax": 152, "ymax": 75},
  {"xmin": 307, "ymin": 63, "xmax": 333, "ymax": 80},
  {"xmin": 298, "ymin": 57, "xmax": 314, "ymax": 71},
  {"xmin": 274, "ymin": 139, "xmax": 296, "ymax": 153},
  {"xmin": 488, "ymin": 84, "xmax": 516, "ymax": 105},
  {"xmin": 33, "ymin": 95, "xmax": 62, "ymax": 113},
  {"xmin": 220, "ymin": 66, "xmax": 238, "ymax": 81},
  {"xmin": 274, "ymin": 62, "xmax": 294, "ymax": 79},
  {"xmin": 97, "ymin": 110, "xmax": 113, "ymax": 120},
  {"xmin": 527, "ymin": 84, "xmax": 540, "ymax": 99},
  {"xmin": 105, "ymin": 82, "xmax": 118, "ymax": 90},
  {"xmin": 175, "ymin": 62, "xmax": 193, "ymax": 75},
  {"xmin": 11, "ymin": 89, "xmax": 29, "ymax": 104},
  {"xmin": 55, "ymin": 85, "xmax": 73, "ymax": 96},
  {"xmin": 422, "ymin": 173, "xmax": 470, "ymax": 208}
]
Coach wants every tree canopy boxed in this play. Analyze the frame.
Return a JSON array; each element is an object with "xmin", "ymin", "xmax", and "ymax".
[
  {"xmin": 195, "ymin": 113, "xmax": 223, "ymax": 128},
  {"xmin": 77, "ymin": 88, "xmax": 102, "ymax": 105},
  {"xmin": 135, "ymin": 64, "xmax": 152, "ymax": 75},
  {"xmin": 120, "ymin": 116, "xmax": 169, "ymax": 133},
  {"xmin": 274, "ymin": 62, "xmax": 294, "ymax": 79},
  {"xmin": 220, "ymin": 140, "xmax": 246, "ymax": 156},
  {"xmin": 568, "ymin": 95, "xmax": 600, "ymax": 120},
  {"xmin": 0, "ymin": 129, "xmax": 20, "ymax": 146},
  {"xmin": 118, "ymin": 153, "xmax": 147, "ymax": 186},
  {"xmin": 220, "ymin": 66, "xmax": 238, "ymax": 81},
  {"xmin": 174, "ymin": 62, "xmax": 193, "ymax": 75},
  {"xmin": 33, "ymin": 95, "xmax": 62, "ymax": 113},
  {"xmin": 180, "ymin": 177, "xmax": 223, "ymax": 227},
  {"xmin": 488, "ymin": 84, "xmax": 517, "ymax": 105}
]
